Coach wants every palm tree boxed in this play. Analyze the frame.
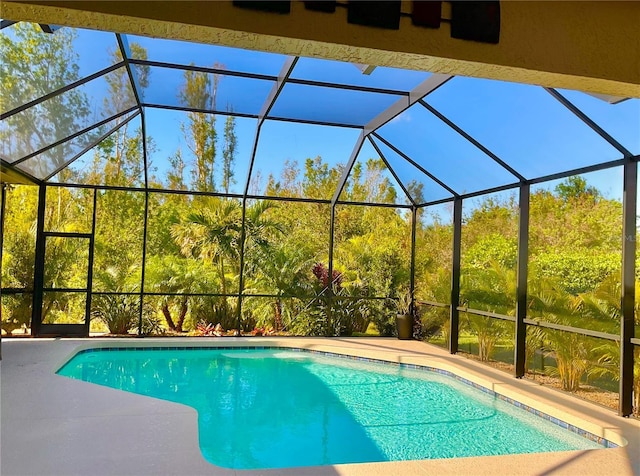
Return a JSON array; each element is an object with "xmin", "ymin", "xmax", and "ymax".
[
  {"xmin": 145, "ymin": 255, "xmax": 200, "ymax": 332},
  {"xmin": 576, "ymin": 275, "xmax": 640, "ymax": 414},
  {"xmin": 242, "ymin": 200, "xmax": 284, "ymax": 266},
  {"xmin": 527, "ymin": 270, "xmax": 600, "ymax": 392},
  {"xmin": 244, "ymin": 244, "xmax": 312, "ymax": 331},
  {"xmin": 92, "ymin": 263, "xmax": 155, "ymax": 334},
  {"xmin": 171, "ymin": 198, "xmax": 281, "ymax": 328},
  {"xmin": 171, "ymin": 199, "xmax": 240, "ymax": 291},
  {"xmin": 459, "ymin": 263, "xmax": 516, "ymax": 361}
]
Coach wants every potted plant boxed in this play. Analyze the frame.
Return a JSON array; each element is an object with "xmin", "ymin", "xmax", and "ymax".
[{"xmin": 394, "ymin": 289, "xmax": 414, "ymax": 340}]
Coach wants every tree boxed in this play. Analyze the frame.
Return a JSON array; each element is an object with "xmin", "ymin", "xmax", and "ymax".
[
  {"xmin": 91, "ymin": 264, "xmax": 148, "ymax": 334},
  {"xmin": 406, "ymin": 180, "xmax": 425, "ymax": 205},
  {"xmin": 171, "ymin": 198, "xmax": 241, "ymax": 304},
  {"xmin": 301, "ymin": 156, "xmax": 340, "ymax": 200},
  {"xmin": 179, "ymin": 68, "xmax": 218, "ymax": 192},
  {"xmin": 90, "ymin": 43, "xmax": 150, "ymax": 186},
  {"xmin": 170, "ymin": 199, "xmax": 282, "ymax": 329},
  {"xmin": 144, "ymin": 255, "xmax": 199, "ymax": 333},
  {"xmin": 244, "ymin": 244, "xmax": 312, "ymax": 332},
  {"xmin": 166, "ymin": 148, "xmax": 187, "ymax": 190},
  {"xmin": 459, "ymin": 264, "xmax": 516, "ymax": 361},
  {"xmin": 0, "ymin": 24, "xmax": 90, "ymax": 176},
  {"xmin": 222, "ymin": 115, "xmax": 237, "ymax": 194},
  {"xmin": 555, "ymin": 176, "xmax": 600, "ymax": 202},
  {"xmin": 1, "ymin": 185, "xmax": 38, "ymax": 334}
]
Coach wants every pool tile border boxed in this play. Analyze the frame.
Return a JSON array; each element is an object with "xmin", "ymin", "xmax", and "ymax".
[{"xmin": 72, "ymin": 345, "xmax": 618, "ymax": 449}]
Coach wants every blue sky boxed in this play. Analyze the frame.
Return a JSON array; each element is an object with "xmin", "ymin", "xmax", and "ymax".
[{"xmin": 3, "ymin": 23, "xmax": 639, "ymax": 205}]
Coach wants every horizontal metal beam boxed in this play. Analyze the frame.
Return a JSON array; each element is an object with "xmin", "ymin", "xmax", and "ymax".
[
  {"xmin": 42, "ymin": 288, "xmax": 87, "ymax": 293},
  {"xmin": 245, "ymin": 194, "xmax": 330, "ymax": 204},
  {"xmin": 43, "ymin": 233, "xmax": 92, "ymax": 240},
  {"xmin": 418, "ymin": 197, "xmax": 455, "ymax": 208},
  {"xmin": 240, "ymin": 293, "xmax": 318, "ymax": 299},
  {"xmin": 0, "ymin": 288, "xmax": 34, "ymax": 294},
  {"xmin": 264, "ymin": 115, "xmax": 364, "ymax": 129},
  {"xmin": 141, "ymin": 102, "xmax": 258, "ymax": 119},
  {"xmin": 130, "ymin": 59, "xmax": 420, "ymax": 98},
  {"xmin": 41, "ymin": 181, "xmax": 332, "ymax": 203},
  {"xmin": 416, "ymin": 300, "xmax": 450, "ymax": 308},
  {"xmin": 286, "ymin": 77, "xmax": 408, "ymax": 97},
  {"xmin": 134, "ymin": 291, "xmax": 237, "ymax": 298},
  {"xmin": 458, "ymin": 181, "xmax": 522, "ymax": 200},
  {"xmin": 46, "ymin": 181, "xmax": 147, "ymax": 192},
  {"xmin": 90, "ymin": 291, "xmax": 396, "ymax": 300},
  {"xmin": 37, "ymin": 323, "xmax": 86, "ymax": 337},
  {"xmin": 332, "ymin": 295, "xmax": 393, "ymax": 301},
  {"xmin": 129, "ymin": 58, "xmax": 278, "ymax": 82},
  {"xmin": 147, "ymin": 187, "xmax": 242, "ymax": 198},
  {"xmin": 91, "ymin": 291, "xmax": 145, "ymax": 296},
  {"xmin": 528, "ymin": 157, "xmax": 629, "ymax": 186},
  {"xmin": 457, "ymin": 306, "xmax": 516, "ymax": 322},
  {"xmin": 523, "ymin": 318, "xmax": 619, "ymax": 341},
  {"xmin": 335, "ymin": 199, "xmax": 412, "ymax": 208}
]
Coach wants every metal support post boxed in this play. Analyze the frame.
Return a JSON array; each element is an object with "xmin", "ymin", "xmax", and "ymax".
[
  {"xmin": 410, "ymin": 206, "xmax": 418, "ymax": 336},
  {"xmin": 449, "ymin": 197, "xmax": 462, "ymax": 353},
  {"xmin": 514, "ymin": 183, "xmax": 530, "ymax": 377},
  {"xmin": 31, "ymin": 184, "xmax": 47, "ymax": 336},
  {"xmin": 620, "ymin": 160, "xmax": 636, "ymax": 416},
  {"xmin": 327, "ymin": 204, "xmax": 336, "ymax": 335}
]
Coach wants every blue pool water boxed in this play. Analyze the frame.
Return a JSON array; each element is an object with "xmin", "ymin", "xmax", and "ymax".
[{"xmin": 57, "ymin": 347, "xmax": 603, "ymax": 469}]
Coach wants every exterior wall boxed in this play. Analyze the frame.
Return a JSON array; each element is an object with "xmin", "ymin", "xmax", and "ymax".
[{"xmin": 4, "ymin": 0, "xmax": 640, "ymax": 97}]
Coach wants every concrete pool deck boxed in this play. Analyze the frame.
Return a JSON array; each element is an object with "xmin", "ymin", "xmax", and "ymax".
[{"xmin": 1, "ymin": 337, "xmax": 638, "ymax": 476}]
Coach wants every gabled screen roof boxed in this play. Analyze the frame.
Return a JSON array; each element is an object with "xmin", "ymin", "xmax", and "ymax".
[{"xmin": 1, "ymin": 21, "xmax": 637, "ymax": 206}]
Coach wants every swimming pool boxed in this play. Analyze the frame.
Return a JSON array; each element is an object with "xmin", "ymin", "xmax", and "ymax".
[{"xmin": 57, "ymin": 346, "xmax": 606, "ymax": 469}]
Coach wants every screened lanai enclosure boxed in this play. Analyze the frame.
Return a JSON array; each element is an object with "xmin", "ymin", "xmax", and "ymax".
[{"xmin": 1, "ymin": 21, "xmax": 639, "ymax": 416}]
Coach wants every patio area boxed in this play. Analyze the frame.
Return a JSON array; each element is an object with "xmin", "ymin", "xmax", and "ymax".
[{"xmin": 2, "ymin": 337, "xmax": 639, "ymax": 476}]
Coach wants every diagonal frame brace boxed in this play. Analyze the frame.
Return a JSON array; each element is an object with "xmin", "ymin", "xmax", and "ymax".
[
  {"xmin": 419, "ymin": 99, "xmax": 526, "ymax": 182},
  {"xmin": 116, "ymin": 34, "xmax": 144, "ymax": 108},
  {"xmin": 332, "ymin": 74, "xmax": 453, "ymax": 205},
  {"xmin": 371, "ymin": 132, "xmax": 458, "ymax": 199},
  {"xmin": 243, "ymin": 56, "xmax": 299, "ymax": 196},
  {"xmin": 545, "ymin": 87, "xmax": 633, "ymax": 159},
  {"xmin": 42, "ymin": 110, "xmax": 141, "ymax": 181},
  {"xmin": 367, "ymin": 135, "xmax": 416, "ymax": 206}
]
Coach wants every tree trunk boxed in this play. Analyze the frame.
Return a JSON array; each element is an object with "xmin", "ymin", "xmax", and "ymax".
[
  {"xmin": 274, "ymin": 300, "xmax": 283, "ymax": 332},
  {"xmin": 161, "ymin": 304, "xmax": 176, "ymax": 331},
  {"xmin": 218, "ymin": 256, "xmax": 229, "ymax": 320},
  {"xmin": 176, "ymin": 298, "xmax": 188, "ymax": 333}
]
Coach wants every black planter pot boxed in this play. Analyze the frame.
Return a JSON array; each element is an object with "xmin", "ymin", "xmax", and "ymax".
[{"xmin": 395, "ymin": 313, "xmax": 413, "ymax": 340}]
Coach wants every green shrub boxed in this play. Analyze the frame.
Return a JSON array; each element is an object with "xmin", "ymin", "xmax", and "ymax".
[
  {"xmin": 533, "ymin": 251, "xmax": 619, "ymax": 295},
  {"xmin": 91, "ymin": 294, "xmax": 158, "ymax": 335}
]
